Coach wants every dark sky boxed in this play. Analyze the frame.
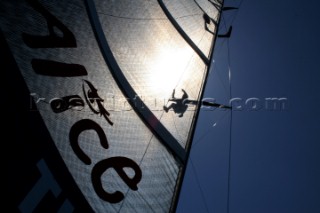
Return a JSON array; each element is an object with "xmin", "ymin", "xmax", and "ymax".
[{"xmin": 177, "ymin": 0, "xmax": 320, "ymax": 212}]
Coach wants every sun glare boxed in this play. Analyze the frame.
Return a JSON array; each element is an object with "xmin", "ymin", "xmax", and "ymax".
[{"xmin": 148, "ymin": 46, "xmax": 193, "ymax": 96}]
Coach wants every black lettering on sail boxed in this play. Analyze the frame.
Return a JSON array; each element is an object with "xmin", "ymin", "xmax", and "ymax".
[
  {"xmin": 22, "ymin": 0, "xmax": 76, "ymax": 48},
  {"xmin": 69, "ymin": 119, "xmax": 142, "ymax": 204},
  {"xmin": 91, "ymin": 157, "xmax": 142, "ymax": 203},
  {"xmin": 69, "ymin": 119, "xmax": 109, "ymax": 165},
  {"xmin": 23, "ymin": 0, "xmax": 87, "ymax": 77}
]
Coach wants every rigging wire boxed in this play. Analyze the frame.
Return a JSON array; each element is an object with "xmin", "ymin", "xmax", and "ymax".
[
  {"xmin": 189, "ymin": 158, "xmax": 211, "ymax": 213},
  {"xmin": 226, "ymin": 38, "xmax": 233, "ymax": 213},
  {"xmin": 224, "ymin": 1, "xmax": 244, "ymax": 212}
]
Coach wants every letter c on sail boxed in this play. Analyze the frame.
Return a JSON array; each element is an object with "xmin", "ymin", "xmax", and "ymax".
[{"xmin": 69, "ymin": 119, "xmax": 109, "ymax": 165}]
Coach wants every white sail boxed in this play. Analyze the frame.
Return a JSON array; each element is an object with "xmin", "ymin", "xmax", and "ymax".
[{"xmin": 1, "ymin": 0, "xmax": 223, "ymax": 212}]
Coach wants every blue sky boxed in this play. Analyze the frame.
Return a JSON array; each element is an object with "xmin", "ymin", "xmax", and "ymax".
[{"xmin": 177, "ymin": 0, "xmax": 320, "ymax": 212}]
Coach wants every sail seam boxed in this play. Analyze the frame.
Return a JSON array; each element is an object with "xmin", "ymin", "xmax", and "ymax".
[{"xmin": 97, "ymin": 11, "xmax": 203, "ymax": 21}]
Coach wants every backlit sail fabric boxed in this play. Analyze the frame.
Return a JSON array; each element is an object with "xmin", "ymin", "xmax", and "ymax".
[{"xmin": 1, "ymin": 0, "xmax": 223, "ymax": 212}]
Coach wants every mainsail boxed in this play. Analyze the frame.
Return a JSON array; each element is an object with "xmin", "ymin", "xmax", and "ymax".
[{"xmin": 2, "ymin": 0, "xmax": 224, "ymax": 212}]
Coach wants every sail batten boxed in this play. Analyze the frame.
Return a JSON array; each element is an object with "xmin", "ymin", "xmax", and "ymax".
[{"xmin": 158, "ymin": 0, "xmax": 210, "ymax": 65}]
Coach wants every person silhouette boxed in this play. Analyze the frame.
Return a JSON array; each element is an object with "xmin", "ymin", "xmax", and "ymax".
[{"xmin": 163, "ymin": 89, "xmax": 189, "ymax": 117}]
